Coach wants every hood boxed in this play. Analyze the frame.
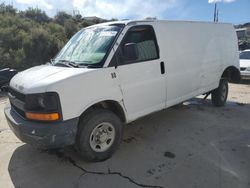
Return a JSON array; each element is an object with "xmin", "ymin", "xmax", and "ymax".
[
  {"xmin": 10, "ymin": 65, "xmax": 94, "ymax": 94},
  {"xmin": 240, "ymin": 59, "xmax": 250, "ymax": 68}
]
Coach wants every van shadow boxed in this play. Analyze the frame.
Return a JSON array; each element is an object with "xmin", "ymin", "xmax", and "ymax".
[
  {"xmin": 8, "ymin": 145, "xmax": 86, "ymax": 188},
  {"xmin": 7, "ymin": 97, "xmax": 250, "ymax": 188}
]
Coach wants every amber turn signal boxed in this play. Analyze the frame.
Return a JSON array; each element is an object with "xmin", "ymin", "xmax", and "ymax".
[{"xmin": 25, "ymin": 112, "xmax": 59, "ymax": 121}]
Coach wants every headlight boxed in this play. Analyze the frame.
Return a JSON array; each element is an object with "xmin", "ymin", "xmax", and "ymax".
[
  {"xmin": 246, "ymin": 67, "xmax": 250, "ymax": 71},
  {"xmin": 38, "ymin": 96, "xmax": 46, "ymax": 108},
  {"xmin": 25, "ymin": 92, "xmax": 61, "ymax": 121}
]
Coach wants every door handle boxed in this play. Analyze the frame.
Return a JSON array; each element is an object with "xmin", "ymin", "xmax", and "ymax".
[{"xmin": 160, "ymin": 62, "xmax": 165, "ymax": 74}]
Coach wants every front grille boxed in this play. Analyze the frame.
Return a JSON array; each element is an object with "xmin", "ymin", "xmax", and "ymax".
[
  {"xmin": 8, "ymin": 87, "xmax": 25, "ymax": 102},
  {"xmin": 8, "ymin": 87, "xmax": 26, "ymax": 118},
  {"xmin": 240, "ymin": 67, "xmax": 246, "ymax": 71},
  {"xmin": 11, "ymin": 103, "xmax": 26, "ymax": 118}
]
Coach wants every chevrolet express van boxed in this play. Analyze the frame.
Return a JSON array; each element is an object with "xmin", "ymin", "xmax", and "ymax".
[{"xmin": 4, "ymin": 20, "xmax": 240, "ymax": 161}]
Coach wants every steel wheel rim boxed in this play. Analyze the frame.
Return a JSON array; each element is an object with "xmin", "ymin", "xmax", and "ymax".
[
  {"xmin": 89, "ymin": 122, "xmax": 115, "ymax": 152},
  {"xmin": 221, "ymin": 83, "xmax": 227, "ymax": 101}
]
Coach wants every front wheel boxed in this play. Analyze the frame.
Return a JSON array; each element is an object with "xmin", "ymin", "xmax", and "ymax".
[
  {"xmin": 76, "ymin": 109, "xmax": 123, "ymax": 162},
  {"xmin": 211, "ymin": 79, "xmax": 228, "ymax": 107}
]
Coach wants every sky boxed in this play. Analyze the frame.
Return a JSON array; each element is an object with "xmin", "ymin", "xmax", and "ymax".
[{"xmin": 1, "ymin": 0, "xmax": 250, "ymax": 24}]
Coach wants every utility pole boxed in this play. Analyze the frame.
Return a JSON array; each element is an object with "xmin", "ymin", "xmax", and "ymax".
[
  {"xmin": 216, "ymin": 9, "xmax": 219, "ymax": 22},
  {"xmin": 213, "ymin": 3, "xmax": 217, "ymax": 22},
  {"xmin": 213, "ymin": 3, "xmax": 219, "ymax": 23}
]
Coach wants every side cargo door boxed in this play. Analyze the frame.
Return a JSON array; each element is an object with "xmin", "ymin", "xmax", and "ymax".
[{"xmin": 112, "ymin": 25, "xmax": 167, "ymax": 121}]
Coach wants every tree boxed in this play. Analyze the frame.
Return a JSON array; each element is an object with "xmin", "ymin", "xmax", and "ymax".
[
  {"xmin": 0, "ymin": 3, "xmax": 16, "ymax": 15},
  {"xmin": 73, "ymin": 14, "xmax": 82, "ymax": 22},
  {"xmin": 64, "ymin": 19, "xmax": 79, "ymax": 38},
  {"xmin": 54, "ymin": 11, "xmax": 72, "ymax": 26},
  {"xmin": 20, "ymin": 8, "xmax": 50, "ymax": 23},
  {"xmin": 0, "ymin": 3, "xmax": 115, "ymax": 70}
]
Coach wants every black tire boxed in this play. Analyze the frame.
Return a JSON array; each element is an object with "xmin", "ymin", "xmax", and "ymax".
[
  {"xmin": 211, "ymin": 79, "xmax": 228, "ymax": 107},
  {"xmin": 0, "ymin": 82, "xmax": 9, "ymax": 92},
  {"xmin": 76, "ymin": 108, "xmax": 123, "ymax": 162}
]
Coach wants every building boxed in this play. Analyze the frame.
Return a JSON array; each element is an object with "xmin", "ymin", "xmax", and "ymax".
[{"xmin": 236, "ymin": 28, "xmax": 250, "ymax": 39}]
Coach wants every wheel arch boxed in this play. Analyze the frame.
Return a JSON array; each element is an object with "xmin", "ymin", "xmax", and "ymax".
[
  {"xmin": 221, "ymin": 66, "xmax": 241, "ymax": 83},
  {"xmin": 79, "ymin": 100, "xmax": 127, "ymax": 123}
]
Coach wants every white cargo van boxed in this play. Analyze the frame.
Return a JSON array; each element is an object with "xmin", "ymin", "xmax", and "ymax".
[{"xmin": 5, "ymin": 20, "xmax": 240, "ymax": 161}]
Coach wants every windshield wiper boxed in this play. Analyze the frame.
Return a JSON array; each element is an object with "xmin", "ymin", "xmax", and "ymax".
[
  {"xmin": 54, "ymin": 62, "xmax": 72, "ymax": 67},
  {"xmin": 46, "ymin": 59, "xmax": 55, "ymax": 65},
  {"xmin": 75, "ymin": 61, "xmax": 101, "ymax": 68},
  {"xmin": 50, "ymin": 59, "xmax": 55, "ymax": 64},
  {"xmin": 54, "ymin": 59, "xmax": 78, "ymax": 68},
  {"xmin": 80, "ymin": 64, "xmax": 100, "ymax": 68},
  {"xmin": 68, "ymin": 61, "xmax": 80, "ymax": 68},
  {"xmin": 54, "ymin": 59, "xmax": 100, "ymax": 68}
]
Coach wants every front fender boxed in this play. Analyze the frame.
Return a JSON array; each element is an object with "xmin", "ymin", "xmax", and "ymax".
[{"xmin": 47, "ymin": 67, "xmax": 123, "ymax": 121}]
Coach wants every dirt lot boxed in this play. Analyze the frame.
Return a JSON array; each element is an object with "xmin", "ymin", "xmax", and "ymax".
[{"xmin": 0, "ymin": 82, "xmax": 250, "ymax": 188}]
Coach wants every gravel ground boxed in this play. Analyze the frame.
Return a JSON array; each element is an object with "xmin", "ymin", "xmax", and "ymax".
[{"xmin": 0, "ymin": 82, "xmax": 250, "ymax": 188}]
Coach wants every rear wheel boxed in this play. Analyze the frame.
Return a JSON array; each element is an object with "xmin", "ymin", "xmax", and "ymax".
[
  {"xmin": 76, "ymin": 108, "xmax": 123, "ymax": 162},
  {"xmin": 211, "ymin": 79, "xmax": 228, "ymax": 107}
]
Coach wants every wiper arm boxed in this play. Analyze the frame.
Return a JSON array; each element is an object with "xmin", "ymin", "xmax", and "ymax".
[
  {"xmin": 54, "ymin": 62, "xmax": 71, "ymax": 67},
  {"xmin": 76, "ymin": 61, "xmax": 100, "ymax": 68},
  {"xmin": 46, "ymin": 59, "xmax": 55, "ymax": 65},
  {"xmin": 55, "ymin": 60, "xmax": 100, "ymax": 68},
  {"xmin": 55, "ymin": 59, "xmax": 78, "ymax": 68},
  {"xmin": 78, "ymin": 64, "xmax": 100, "ymax": 68},
  {"xmin": 50, "ymin": 59, "xmax": 55, "ymax": 64},
  {"xmin": 68, "ymin": 61, "xmax": 80, "ymax": 68}
]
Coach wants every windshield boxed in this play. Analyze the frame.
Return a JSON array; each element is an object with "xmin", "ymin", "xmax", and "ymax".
[
  {"xmin": 54, "ymin": 25, "xmax": 123, "ymax": 67},
  {"xmin": 240, "ymin": 51, "xmax": 250, "ymax": 60}
]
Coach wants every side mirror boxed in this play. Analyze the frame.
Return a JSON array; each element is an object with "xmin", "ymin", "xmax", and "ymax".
[{"xmin": 124, "ymin": 43, "xmax": 138, "ymax": 61}]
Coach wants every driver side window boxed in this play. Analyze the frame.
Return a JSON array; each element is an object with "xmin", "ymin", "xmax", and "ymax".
[{"xmin": 121, "ymin": 25, "xmax": 159, "ymax": 65}]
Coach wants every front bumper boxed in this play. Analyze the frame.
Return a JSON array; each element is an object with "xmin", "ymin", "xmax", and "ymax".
[
  {"xmin": 4, "ymin": 106, "xmax": 79, "ymax": 149},
  {"xmin": 240, "ymin": 71, "xmax": 250, "ymax": 80}
]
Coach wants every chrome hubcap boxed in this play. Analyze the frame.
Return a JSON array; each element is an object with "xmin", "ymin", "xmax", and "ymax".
[{"xmin": 90, "ymin": 122, "xmax": 115, "ymax": 152}]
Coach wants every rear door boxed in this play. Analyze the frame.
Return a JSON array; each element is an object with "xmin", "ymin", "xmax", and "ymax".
[{"xmin": 113, "ymin": 25, "xmax": 167, "ymax": 121}]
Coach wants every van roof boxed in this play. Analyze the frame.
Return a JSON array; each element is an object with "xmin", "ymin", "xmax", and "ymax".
[{"xmin": 89, "ymin": 19, "xmax": 232, "ymax": 27}]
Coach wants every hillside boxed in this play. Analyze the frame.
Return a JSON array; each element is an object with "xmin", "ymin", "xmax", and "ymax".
[{"xmin": 0, "ymin": 3, "xmax": 115, "ymax": 70}]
